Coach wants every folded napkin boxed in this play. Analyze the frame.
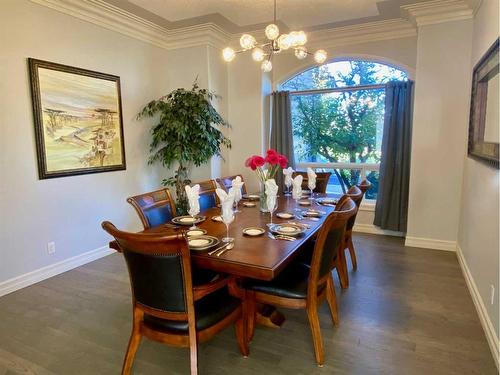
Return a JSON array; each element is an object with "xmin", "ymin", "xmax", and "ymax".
[
  {"xmin": 185, "ymin": 184, "xmax": 200, "ymax": 217},
  {"xmin": 216, "ymin": 188, "xmax": 235, "ymax": 223},
  {"xmin": 265, "ymin": 179, "xmax": 279, "ymax": 212},
  {"xmin": 231, "ymin": 176, "xmax": 245, "ymax": 202},
  {"xmin": 283, "ymin": 167, "xmax": 294, "ymax": 188},
  {"xmin": 292, "ymin": 175, "xmax": 303, "ymax": 200},
  {"xmin": 307, "ymin": 167, "xmax": 317, "ymax": 191}
]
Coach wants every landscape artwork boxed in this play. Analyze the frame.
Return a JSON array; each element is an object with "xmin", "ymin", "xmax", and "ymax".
[{"xmin": 29, "ymin": 59, "xmax": 126, "ymax": 179}]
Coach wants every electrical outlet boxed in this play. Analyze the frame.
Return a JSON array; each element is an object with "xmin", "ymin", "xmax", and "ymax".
[
  {"xmin": 47, "ymin": 242, "xmax": 56, "ymax": 255},
  {"xmin": 490, "ymin": 285, "xmax": 495, "ymax": 305}
]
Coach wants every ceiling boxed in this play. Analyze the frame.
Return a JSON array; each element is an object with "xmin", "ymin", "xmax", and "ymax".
[{"xmin": 103, "ymin": 0, "xmax": 440, "ymax": 33}]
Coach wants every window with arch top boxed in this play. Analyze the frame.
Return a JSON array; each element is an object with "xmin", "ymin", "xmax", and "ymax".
[{"xmin": 281, "ymin": 60, "xmax": 408, "ymax": 201}]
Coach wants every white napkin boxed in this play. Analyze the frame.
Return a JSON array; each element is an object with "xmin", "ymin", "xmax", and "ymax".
[
  {"xmin": 283, "ymin": 167, "xmax": 294, "ymax": 188},
  {"xmin": 231, "ymin": 176, "xmax": 244, "ymax": 202},
  {"xmin": 292, "ymin": 175, "xmax": 303, "ymax": 200},
  {"xmin": 216, "ymin": 188, "xmax": 235, "ymax": 223},
  {"xmin": 185, "ymin": 184, "xmax": 200, "ymax": 217},
  {"xmin": 307, "ymin": 167, "xmax": 317, "ymax": 192},
  {"xmin": 265, "ymin": 179, "xmax": 279, "ymax": 212}
]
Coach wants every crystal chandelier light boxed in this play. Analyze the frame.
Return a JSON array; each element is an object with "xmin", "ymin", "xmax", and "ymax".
[{"xmin": 222, "ymin": 0, "xmax": 327, "ymax": 72}]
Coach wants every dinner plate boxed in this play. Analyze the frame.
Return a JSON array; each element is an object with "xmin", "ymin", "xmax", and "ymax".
[
  {"xmin": 276, "ymin": 212, "xmax": 294, "ymax": 219},
  {"xmin": 211, "ymin": 215, "xmax": 223, "ymax": 222},
  {"xmin": 298, "ymin": 200, "xmax": 312, "ymax": 206},
  {"xmin": 185, "ymin": 228, "xmax": 207, "ymax": 237},
  {"xmin": 302, "ymin": 209, "xmax": 324, "ymax": 217},
  {"xmin": 188, "ymin": 235, "xmax": 220, "ymax": 251},
  {"xmin": 269, "ymin": 223, "xmax": 305, "ymax": 237},
  {"xmin": 242, "ymin": 201, "xmax": 257, "ymax": 207},
  {"xmin": 171, "ymin": 215, "xmax": 206, "ymax": 226},
  {"xmin": 242, "ymin": 194, "xmax": 260, "ymax": 201},
  {"xmin": 242, "ymin": 227, "xmax": 265, "ymax": 236}
]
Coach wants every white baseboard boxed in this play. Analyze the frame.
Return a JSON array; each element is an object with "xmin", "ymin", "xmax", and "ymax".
[
  {"xmin": 404, "ymin": 236, "xmax": 457, "ymax": 251},
  {"xmin": 456, "ymin": 245, "xmax": 499, "ymax": 369},
  {"xmin": 0, "ymin": 245, "xmax": 115, "ymax": 297},
  {"xmin": 353, "ymin": 223, "xmax": 404, "ymax": 237}
]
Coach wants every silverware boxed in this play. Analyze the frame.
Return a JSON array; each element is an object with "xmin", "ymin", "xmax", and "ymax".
[
  {"xmin": 208, "ymin": 243, "xmax": 228, "ymax": 255},
  {"xmin": 216, "ymin": 242, "xmax": 235, "ymax": 256},
  {"xmin": 268, "ymin": 232, "xmax": 297, "ymax": 241},
  {"xmin": 287, "ymin": 221, "xmax": 310, "ymax": 229}
]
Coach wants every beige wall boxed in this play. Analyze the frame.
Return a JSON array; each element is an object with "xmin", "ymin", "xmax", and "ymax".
[
  {"xmin": 458, "ymin": 0, "xmax": 499, "ymax": 343},
  {"xmin": 0, "ymin": 0, "xmax": 215, "ymax": 284},
  {"xmin": 406, "ymin": 20, "xmax": 474, "ymax": 244}
]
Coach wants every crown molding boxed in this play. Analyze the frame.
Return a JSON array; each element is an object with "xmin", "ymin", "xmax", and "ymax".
[
  {"xmin": 402, "ymin": 0, "xmax": 474, "ymax": 27},
  {"xmin": 29, "ymin": 0, "xmax": 232, "ymax": 49},
  {"xmin": 30, "ymin": 0, "xmax": 473, "ymax": 53}
]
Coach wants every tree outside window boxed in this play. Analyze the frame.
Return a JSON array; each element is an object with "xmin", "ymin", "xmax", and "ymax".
[{"xmin": 281, "ymin": 60, "xmax": 407, "ymax": 199}]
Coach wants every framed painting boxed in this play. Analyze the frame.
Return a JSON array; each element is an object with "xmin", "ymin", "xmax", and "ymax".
[
  {"xmin": 468, "ymin": 38, "xmax": 499, "ymax": 169},
  {"xmin": 28, "ymin": 58, "xmax": 126, "ymax": 179}
]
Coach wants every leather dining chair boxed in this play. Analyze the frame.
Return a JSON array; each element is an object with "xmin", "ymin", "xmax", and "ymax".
[
  {"xmin": 102, "ymin": 222, "xmax": 249, "ymax": 375},
  {"xmin": 342, "ymin": 180, "xmax": 372, "ymax": 273},
  {"xmin": 292, "ymin": 171, "xmax": 332, "ymax": 193},
  {"xmin": 193, "ymin": 180, "xmax": 219, "ymax": 211},
  {"xmin": 127, "ymin": 188, "xmax": 176, "ymax": 229},
  {"xmin": 244, "ymin": 198, "xmax": 357, "ymax": 366},
  {"xmin": 215, "ymin": 175, "xmax": 248, "ymax": 195}
]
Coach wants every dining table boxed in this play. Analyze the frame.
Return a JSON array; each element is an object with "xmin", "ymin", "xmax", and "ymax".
[{"xmin": 109, "ymin": 193, "xmax": 339, "ymax": 327}]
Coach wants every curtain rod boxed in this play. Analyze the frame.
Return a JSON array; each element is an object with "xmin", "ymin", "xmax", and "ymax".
[{"xmin": 288, "ymin": 83, "xmax": 387, "ymax": 96}]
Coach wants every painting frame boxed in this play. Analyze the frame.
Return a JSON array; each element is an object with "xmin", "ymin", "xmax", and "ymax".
[
  {"xmin": 467, "ymin": 38, "xmax": 499, "ymax": 169},
  {"xmin": 28, "ymin": 58, "xmax": 126, "ymax": 179}
]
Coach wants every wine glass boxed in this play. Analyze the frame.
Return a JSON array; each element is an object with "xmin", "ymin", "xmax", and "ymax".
[
  {"xmin": 292, "ymin": 187, "xmax": 302, "ymax": 214},
  {"xmin": 188, "ymin": 206, "xmax": 199, "ymax": 230},
  {"xmin": 233, "ymin": 189, "xmax": 242, "ymax": 213},
  {"xmin": 221, "ymin": 208, "xmax": 235, "ymax": 243},
  {"xmin": 308, "ymin": 182, "xmax": 316, "ymax": 200},
  {"xmin": 268, "ymin": 198, "xmax": 277, "ymax": 227},
  {"xmin": 284, "ymin": 180, "xmax": 292, "ymax": 196}
]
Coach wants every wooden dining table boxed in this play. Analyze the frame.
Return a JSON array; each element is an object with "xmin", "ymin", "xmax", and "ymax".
[{"xmin": 109, "ymin": 193, "xmax": 338, "ymax": 326}]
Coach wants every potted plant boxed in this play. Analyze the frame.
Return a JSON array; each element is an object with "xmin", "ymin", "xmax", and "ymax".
[{"xmin": 138, "ymin": 82, "xmax": 231, "ymax": 214}]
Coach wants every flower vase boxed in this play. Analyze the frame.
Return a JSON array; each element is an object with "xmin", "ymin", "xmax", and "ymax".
[{"xmin": 259, "ymin": 184, "xmax": 269, "ymax": 213}]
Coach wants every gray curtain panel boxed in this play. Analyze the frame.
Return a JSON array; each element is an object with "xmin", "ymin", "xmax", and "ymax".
[
  {"xmin": 270, "ymin": 91, "xmax": 295, "ymax": 190},
  {"xmin": 374, "ymin": 81, "xmax": 414, "ymax": 232}
]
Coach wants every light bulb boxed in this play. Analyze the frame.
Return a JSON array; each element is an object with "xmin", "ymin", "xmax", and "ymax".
[
  {"xmin": 240, "ymin": 34, "xmax": 257, "ymax": 50},
  {"xmin": 295, "ymin": 46, "xmax": 308, "ymax": 60},
  {"xmin": 252, "ymin": 47, "xmax": 265, "ymax": 62},
  {"xmin": 261, "ymin": 60, "xmax": 272, "ymax": 72},
  {"xmin": 265, "ymin": 24, "xmax": 280, "ymax": 40},
  {"xmin": 222, "ymin": 47, "xmax": 236, "ymax": 62},
  {"xmin": 314, "ymin": 49, "xmax": 327, "ymax": 64},
  {"xmin": 296, "ymin": 31, "xmax": 307, "ymax": 46},
  {"xmin": 277, "ymin": 34, "xmax": 292, "ymax": 50},
  {"xmin": 288, "ymin": 31, "xmax": 299, "ymax": 47}
]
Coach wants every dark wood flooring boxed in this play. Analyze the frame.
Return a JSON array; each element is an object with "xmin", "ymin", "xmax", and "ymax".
[{"xmin": 0, "ymin": 234, "xmax": 496, "ymax": 374}]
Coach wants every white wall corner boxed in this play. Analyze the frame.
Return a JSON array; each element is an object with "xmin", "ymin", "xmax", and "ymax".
[
  {"xmin": 402, "ymin": 0, "xmax": 474, "ymax": 27},
  {"xmin": 0, "ymin": 246, "xmax": 115, "ymax": 298},
  {"xmin": 456, "ymin": 245, "xmax": 500, "ymax": 368},
  {"xmin": 404, "ymin": 236, "xmax": 457, "ymax": 251}
]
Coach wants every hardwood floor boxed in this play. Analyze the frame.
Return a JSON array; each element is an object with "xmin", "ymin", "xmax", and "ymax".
[{"xmin": 0, "ymin": 234, "xmax": 496, "ymax": 374}]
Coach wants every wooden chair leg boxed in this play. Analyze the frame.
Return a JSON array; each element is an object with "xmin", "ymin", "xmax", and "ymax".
[
  {"xmin": 347, "ymin": 236, "xmax": 357, "ymax": 270},
  {"xmin": 246, "ymin": 291, "xmax": 256, "ymax": 342},
  {"xmin": 336, "ymin": 250, "xmax": 349, "ymax": 289},
  {"xmin": 122, "ymin": 309, "xmax": 143, "ymax": 375},
  {"xmin": 306, "ymin": 306, "xmax": 324, "ymax": 367},
  {"xmin": 188, "ymin": 328, "xmax": 198, "ymax": 375},
  {"xmin": 326, "ymin": 274, "xmax": 339, "ymax": 325},
  {"xmin": 235, "ymin": 315, "xmax": 249, "ymax": 357}
]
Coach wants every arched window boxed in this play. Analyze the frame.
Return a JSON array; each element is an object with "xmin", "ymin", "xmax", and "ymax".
[{"xmin": 281, "ymin": 60, "xmax": 408, "ymax": 200}]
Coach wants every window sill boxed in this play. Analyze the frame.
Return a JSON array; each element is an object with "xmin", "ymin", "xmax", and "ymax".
[{"xmin": 360, "ymin": 201, "xmax": 376, "ymax": 212}]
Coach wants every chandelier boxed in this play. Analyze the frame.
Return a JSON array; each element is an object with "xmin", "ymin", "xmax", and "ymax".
[{"xmin": 221, "ymin": 0, "xmax": 327, "ymax": 72}]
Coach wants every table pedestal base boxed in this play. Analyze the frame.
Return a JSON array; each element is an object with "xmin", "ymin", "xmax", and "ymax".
[{"xmin": 256, "ymin": 304, "xmax": 285, "ymax": 328}]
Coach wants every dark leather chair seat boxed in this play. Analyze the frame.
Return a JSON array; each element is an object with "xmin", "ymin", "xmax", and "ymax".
[
  {"xmin": 245, "ymin": 262, "xmax": 324, "ymax": 299},
  {"xmin": 143, "ymin": 288, "xmax": 240, "ymax": 334}
]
